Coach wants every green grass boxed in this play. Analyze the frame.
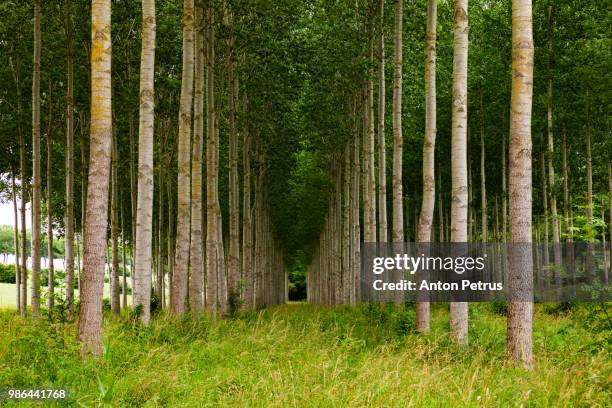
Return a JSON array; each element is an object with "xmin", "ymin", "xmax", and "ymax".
[
  {"xmin": 0, "ymin": 303, "xmax": 609, "ymax": 407},
  {"xmin": 0, "ymin": 283, "xmax": 133, "ymax": 310}
]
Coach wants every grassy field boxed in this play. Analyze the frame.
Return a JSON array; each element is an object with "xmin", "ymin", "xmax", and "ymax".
[
  {"xmin": 0, "ymin": 283, "xmax": 132, "ymax": 310},
  {"xmin": 0, "ymin": 303, "xmax": 609, "ymax": 407}
]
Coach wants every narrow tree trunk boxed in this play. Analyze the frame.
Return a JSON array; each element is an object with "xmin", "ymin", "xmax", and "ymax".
[
  {"xmin": 562, "ymin": 130, "xmax": 570, "ymax": 242},
  {"xmin": 121, "ymin": 189, "xmax": 128, "ymax": 309},
  {"xmin": 377, "ymin": 0, "xmax": 387, "ymax": 243},
  {"xmin": 416, "ymin": 0, "xmax": 437, "ymax": 333},
  {"xmin": 78, "ymin": 0, "xmax": 112, "ymax": 356},
  {"xmin": 31, "ymin": 0, "xmax": 42, "ymax": 317},
  {"xmin": 585, "ymin": 95, "xmax": 593, "ymax": 238},
  {"xmin": 242, "ymin": 126, "xmax": 253, "ymax": 309},
  {"xmin": 171, "ymin": 0, "xmax": 195, "ymax": 315},
  {"xmin": 540, "ymin": 136, "xmax": 549, "ymax": 266},
  {"xmin": 45, "ymin": 81, "xmax": 55, "ymax": 315},
  {"xmin": 64, "ymin": 0, "xmax": 75, "ymax": 320},
  {"xmin": 228, "ymin": 8, "xmax": 241, "ymax": 307},
  {"xmin": 507, "ymin": 0, "xmax": 534, "ymax": 368},
  {"xmin": 167, "ymin": 172, "xmax": 175, "ymax": 308},
  {"xmin": 608, "ymin": 164, "xmax": 611, "ymax": 281},
  {"xmin": 364, "ymin": 20, "xmax": 377, "ymax": 244},
  {"xmin": 480, "ymin": 90, "xmax": 487, "ymax": 243},
  {"xmin": 450, "ymin": 0, "xmax": 469, "ymax": 346},
  {"xmin": 110, "ymin": 137, "xmax": 120, "ymax": 316},
  {"xmin": 391, "ymin": 0, "xmax": 403, "ymax": 244},
  {"xmin": 11, "ymin": 167, "xmax": 21, "ymax": 311},
  {"xmin": 502, "ymin": 99, "xmax": 507, "ymax": 243},
  {"xmin": 156, "ymin": 125, "xmax": 167, "ymax": 309},
  {"xmin": 352, "ymin": 102, "xmax": 361, "ymax": 304}
]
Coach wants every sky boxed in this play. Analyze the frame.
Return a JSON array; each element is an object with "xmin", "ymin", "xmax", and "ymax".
[{"xmin": 0, "ymin": 200, "xmax": 31, "ymax": 230}]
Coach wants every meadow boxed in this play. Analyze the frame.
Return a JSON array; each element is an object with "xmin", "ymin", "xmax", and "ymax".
[{"xmin": 1, "ymin": 302, "xmax": 609, "ymax": 407}]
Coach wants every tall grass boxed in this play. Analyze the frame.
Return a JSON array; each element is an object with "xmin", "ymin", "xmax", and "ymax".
[{"xmin": 0, "ymin": 303, "xmax": 609, "ymax": 407}]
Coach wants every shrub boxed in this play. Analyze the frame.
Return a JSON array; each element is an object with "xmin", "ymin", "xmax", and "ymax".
[{"xmin": 0, "ymin": 263, "xmax": 16, "ymax": 283}]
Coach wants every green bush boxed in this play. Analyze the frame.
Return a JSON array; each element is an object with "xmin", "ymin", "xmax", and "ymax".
[{"xmin": 0, "ymin": 263, "xmax": 16, "ymax": 283}]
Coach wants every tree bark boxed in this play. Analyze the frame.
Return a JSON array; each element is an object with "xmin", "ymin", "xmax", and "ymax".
[
  {"xmin": 228, "ymin": 8, "xmax": 240, "ymax": 307},
  {"xmin": 391, "ymin": 0, "xmax": 403, "ymax": 244},
  {"xmin": 507, "ymin": 0, "xmax": 534, "ymax": 368},
  {"xmin": 64, "ymin": 0, "xmax": 75, "ymax": 320},
  {"xmin": 242, "ymin": 125, "xmax": 253, "ymax": 309},
  {"xmin": 11, "ymin": 167, "xmax": 21, "ymax": 311},
  {"xmin": 171, "ymin": 0, "xmax": 195, "ymax": 315},
  {"xmin": 46, "ymin": 82, "xmax": 55, "ymax": 315},
  {"xmin": 416, "ymin": 0, "xmax": 437, "ymax": 333},
  {"xmin": 78, "ymin": 0, "xmax": 112, "ymax": 356},
  {"xmin": 134, "ymin": 0, "xmax": 156, "ymax": 323},
  {"xmin": 189, "ymin": 0, "xmax": 205, "ymax": 313},
  {"xmin": 377, "ymin": 0, "xmax": 387, "ymax": 244},
  {"xmin": 31, "ymin": 0, "xmax": 42, "ymax": 317},
  {"xmin": 110, "ymin": 135, "xmax": 120, "ymax": 316},
  {"xmin": 480, "ymin": 90, "xmax": 487, "ymax": 243},
  {"xmin": 450, "ymin": 0, "xmax": 469, "ymax": 346}
]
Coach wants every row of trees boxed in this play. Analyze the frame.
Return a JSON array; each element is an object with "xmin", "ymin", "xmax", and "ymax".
[
  {"xmin": 305, "ymin": 0, "xmax": 609, "ymax": 369},
  {"xmin": 0, "ymin": 0, "xmax": 609, "ymax": 367}
]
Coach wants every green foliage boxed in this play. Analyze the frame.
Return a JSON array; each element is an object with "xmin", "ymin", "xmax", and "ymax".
[{"xmin": 0, "ymin": 263, "xmax": 16, "ymax": 284}]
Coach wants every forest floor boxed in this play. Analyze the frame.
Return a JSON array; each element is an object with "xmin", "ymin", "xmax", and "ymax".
[{"xmin": 0, "ymin": 302, "xmax": 610, "ymax": 407}]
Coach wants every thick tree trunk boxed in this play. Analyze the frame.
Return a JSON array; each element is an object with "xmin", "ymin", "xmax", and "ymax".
[
  {"xmin": 134, "ymin": 0, "xmax": 156, "ymax": 323},
  {"xmin": 391, "ymin": 0, "xmax": 403, "ymax": 244},
  {"xmin": 416, "ymin": 0, "xmax": 437, "ymax": 333},
  {"xmin": 190, "ymin": 0, "xmax": 204, "ymax": 313},
  {"xmin": 64, "ymin": 0, "xmax": 75, "ymax": 320},
  {"xmin": 450, "ymin": 0, "xmax": 469, "ymax": 346},
  {"xmin": 507, "ymin": 0, "xmax": 534, "ymax": 368},
  {"xmin": 171, "ymin": 0, "xmax": 194, "ymax": 315},
  {"xmin": 31, "ymin": 0, "xmax": 42, "ymax": 317},
  {"xmin": 78, "ymin": 0, "xmax": 112, "ymax": 356},
  {"xmin": 206, "ymin": 2, "xmax": 227, "ymax": 315}
]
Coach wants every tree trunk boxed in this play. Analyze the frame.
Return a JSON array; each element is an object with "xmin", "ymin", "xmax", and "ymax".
[
  {"xmin": 78, "ymin": 0, "xmax": 112, "ymax": 356},
  {"xmin": 121, "ymin": 189, "xmax": 128, "ymax": 309},
  {"xmin": 391, "ymin": 0, "xmax": 403, "ymax": 244},
  {"xmin": 540, "ymin": 136, "xmax": 549, "ymax": 266},
  {"xmin": 31, "ymin": 0, "xmax": 42, "ymax": 317},
  {"xmin": 416, "ymin": 0, "xmax": 437, "ymax": 333},
  {"xmin": 502, "ymin": 99, "xmax": 507, "ymax": 243},
  {"xmin": 206, "ymin": 2, "xmax": 227, "ymax": 315},
  {"xmin": 228, "ymin": 8, "xmax": 240, "ymax": 307},
  {"xmin": 480, "ymin": 90, "xmax": 487, "ymax": 243},
  {"xmin": 364, "ymin": 20, "xmax": 377, "ymax": 244},
  {"xmin": 46, "ymin": 85, "xmax": 55, "ymax": 315},
  {"xmin": 242, "ymin": 125, "xmax": 253, "ymax": 309},
  {"xmin": 11, "ymin": 167, "xmax": 21, "ymax": 311},
  {"xmin": 133, "ymin": 0, "xmax": 156, "ymax": 323},
  {"xmin": 189, "ymin": 0, "xmax": 205, "ymax": 313},
  {"xmin": 585, "ymin": 95, "xmax": 593, "ymax": 238},
  {"xmin": 171, "ymin": 0, "xmax": 195, "ymax": 315},
  {"xmin": 110, "ymin": 136, "xmax": 120, "ymax": 316},
  {"xmin": 352, "ymin": 102, "xmax": 361, "ymax": 304},
  {"xmin": 377, "ymin": 0, "xmax": 387, "ymax": 244},
  {"xmin": 507, "ymin": 0, "xmax": 534, "ymax": 368},
  {"xmin": 64, "ymin": 0, "xmax": 75, "ymax": 320},
  {"xmin": 450, "ymin": 0, "xmax": 469, "ymax": 346}
]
